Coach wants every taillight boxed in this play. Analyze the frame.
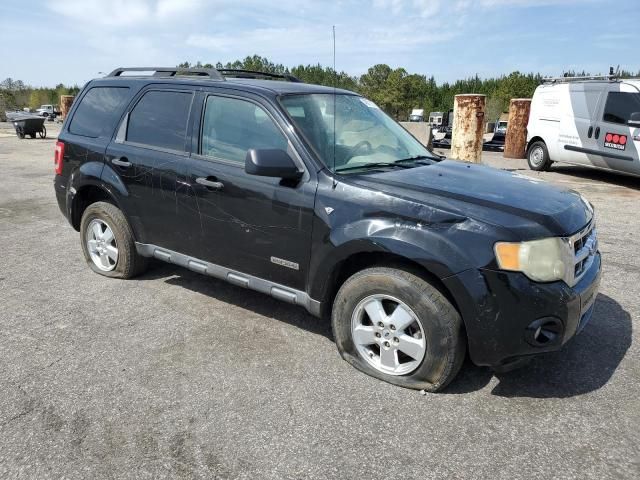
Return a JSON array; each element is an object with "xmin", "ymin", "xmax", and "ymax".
[{"xmin": 54, "ymin": 141, "xmax": 64, "ymax": 175}]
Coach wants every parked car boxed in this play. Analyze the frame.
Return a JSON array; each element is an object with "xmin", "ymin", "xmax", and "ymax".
[
  {"xmin": 54, "ymin": 67, "xmax": 601, "ymax": 391},
  {"xmin": 495, "ymin": 120, "xmax": 508, "ymax": 135},
  {"xmin": 526, "ymin": 75, "xmax": 640, "ymax": 176}
]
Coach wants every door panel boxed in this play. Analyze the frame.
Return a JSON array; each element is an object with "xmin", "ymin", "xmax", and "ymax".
[
  {"xmin": 557, "ymin": 84, "xmax": 602, "ymax": 165},
  {"xmin": 593, "ymin": 84, "xmax": 640, "ymax": 175},
  {"xmin": 183, "ymin": 92, "xmax": 316, "ymax": 290},
  {"xmin": 104, "ymin": 88, "xmax": 195, "ymax": 250}
]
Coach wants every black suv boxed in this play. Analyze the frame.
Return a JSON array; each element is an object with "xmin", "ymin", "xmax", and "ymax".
[{"xmin": 54, "ymin": 67, "xmax": 601, "ymax": 391}]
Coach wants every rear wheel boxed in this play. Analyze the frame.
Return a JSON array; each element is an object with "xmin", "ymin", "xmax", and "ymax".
[
  {"xmin": 332, "ymin": 267, "xmax": 465, "ymax": 392},
  {"xmin": 527, "ymin": 141, "xmax": 552, "ymax": 171},
  {"xmin": 80, "ymin": 202, "xmax": 148, "ymax": 279},
  {"xmin": 39, "ymin": 126, "xmax": 46, "ymax": 139}
]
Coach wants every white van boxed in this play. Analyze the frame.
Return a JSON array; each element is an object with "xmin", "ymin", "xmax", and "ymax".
[{"xmin": 526, "ymin": 77, "xmax": 640, "ymax": 176}]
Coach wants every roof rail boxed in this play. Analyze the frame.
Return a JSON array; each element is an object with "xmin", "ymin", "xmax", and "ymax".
[
  {"xmin": 217, "ymin": 69, "xmax": 301, "ymax": 83},
  {"xmin": 107, "ymin": 67, "xmax": 225, "ymax": 81},
  {"xmin": 543, "ymin": 74, "xmax": 619, "ymax": 84},
  {"xmin": 543, "ymin": 67, "xmax": 621, "ymax": 84}
]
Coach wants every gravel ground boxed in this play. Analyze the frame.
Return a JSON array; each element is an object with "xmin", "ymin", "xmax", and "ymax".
[{"xmin": 0, "ymin": 122, "xmax": 638, "ymax": 479}]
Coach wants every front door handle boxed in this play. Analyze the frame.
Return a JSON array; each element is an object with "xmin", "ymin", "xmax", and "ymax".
[
  {"xmin": 196, "ymin": 177, "xmax": 224, "ymax": 190},
  {"xmin": 112, "ymin": 157, "xmax": 131, "ymax": 168},
  {"xmin": 587, "ymin": 126, "xmax": 593, "ymax": 138},
  {"xmin": 594, "ymin": 126, "xmax": 600, "ymax": 139}
]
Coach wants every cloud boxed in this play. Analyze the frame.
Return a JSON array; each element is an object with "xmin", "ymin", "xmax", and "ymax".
[{"xmin": 46, "ymin": 0, "xmax": 204, "ymax": 27}]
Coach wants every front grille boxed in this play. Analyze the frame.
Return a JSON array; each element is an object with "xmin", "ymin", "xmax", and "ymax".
[{"xmin": 568, "ymin": 221, "xmax": 597, "ymax": 286}]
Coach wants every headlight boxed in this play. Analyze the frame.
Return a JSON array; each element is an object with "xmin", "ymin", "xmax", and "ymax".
[{"xmin": 494, "ymin": 237, "xmax": 573, "ymax": 283}]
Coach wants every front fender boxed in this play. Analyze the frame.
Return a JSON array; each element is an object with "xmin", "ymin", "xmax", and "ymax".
[{"xmin": 307, "ymin": 215, "xmax": 493, "ymax": 302}]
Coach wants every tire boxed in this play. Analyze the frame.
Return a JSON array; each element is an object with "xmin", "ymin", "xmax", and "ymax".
[
  {"xmin": 527, "ymin": 140, "xmax": 552, "ymax": 171},
  {"xmin": 80, "ymin": 201, "xmax": 148, "ymax": 279},
  {"xmin": 332, "ymin": 267, "xmax": 466, "ymax": 392}
]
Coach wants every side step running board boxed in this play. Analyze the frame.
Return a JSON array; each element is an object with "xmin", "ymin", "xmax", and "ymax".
[{"xmin": 135, "ymin": 243, "xmax": 322, "ymax": 317}]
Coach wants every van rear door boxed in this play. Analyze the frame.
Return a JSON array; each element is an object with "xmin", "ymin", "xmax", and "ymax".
[
  {"xmin": 592, "ymin": 82, "xmax": 640, "ymax": 175},
  {"xmin": 557, "ymin": 83, "xmax": 603, "ymax": 166}
]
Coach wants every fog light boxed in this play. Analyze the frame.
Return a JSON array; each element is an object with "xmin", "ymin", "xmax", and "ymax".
[{"xmin": 525, "ymin": 317, "xmax": 563, "ymax": 347}]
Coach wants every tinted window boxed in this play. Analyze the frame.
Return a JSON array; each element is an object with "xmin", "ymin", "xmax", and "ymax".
[
  {"xmin": 69, "ymin": 87, "xmax": 130, "ymax": 138},
  {"xmin": 603, "ymin": 92, "xmax": 640, "ymax": 124},
  {"xmin": 127, "ymin": 91, "xmax": 193, "ymax": 151},
  {"xmin": 201, "ymin": 96, "xmax": 288, "ymax": 163}
]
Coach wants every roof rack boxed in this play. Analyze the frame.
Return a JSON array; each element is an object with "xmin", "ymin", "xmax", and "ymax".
[
  {"xmin": 217, "ymin": 69, "xmax": 301, "ymax": 82},
  {"xmin": 543, "ymin": 66, "xmax": 621, "ymax": 84},
  {"xmin": 107, "ymin": 67, "xmax": 224, "ymax": 80},
  {"xmin": 106, "ymin": 67, "xmax": 301, "ymax": 83}
]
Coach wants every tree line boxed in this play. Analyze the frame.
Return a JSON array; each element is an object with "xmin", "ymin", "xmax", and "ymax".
[
  {"xmin": 3, "ymin": 56, "xmax": 638, "ymax": 121},
  {"xmin": 0, "ymin": 78, "xmax": 81, "ymax": 111},
  {"xmin": 180, "ymin": 55, "xmax": 640, "ymax": 121}
]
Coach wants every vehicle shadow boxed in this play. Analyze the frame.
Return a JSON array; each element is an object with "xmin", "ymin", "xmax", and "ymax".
[
  {"xmin": 138, "ymin": 265, "xmax": 630, "ymax": 397},
  {"xmin": 444, "ymin": 293, "xmax": 632, "ymax": 398},
  {"xmin": 137, "ymin": 261, "xmax": 333, "ymax": 340},
  {"xmin": 551, "ymin": 165, "xmax": 640, "ymax": 190}
]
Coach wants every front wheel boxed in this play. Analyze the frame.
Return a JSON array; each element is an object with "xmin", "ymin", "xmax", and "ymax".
[
  {"xmin": 80, "ymin": 201, "xmax": 148, "ymax": 279},
  {"xmin": 527, "ymin": 141, "xmax": 552, "ymax": 171},
  {"xmin": 332, "ymin": 267, "xmax": 466, "ymax": 392}
]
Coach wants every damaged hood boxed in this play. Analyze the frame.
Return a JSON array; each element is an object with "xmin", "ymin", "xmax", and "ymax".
[{"xmin": 348, "ymin": 160, "xmax": 592, "ymax": 238}]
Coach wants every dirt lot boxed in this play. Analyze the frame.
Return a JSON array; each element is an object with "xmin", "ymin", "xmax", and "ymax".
[{"xmin": 0, "ymin": 122, "xmax": 638, "ymax": 479}]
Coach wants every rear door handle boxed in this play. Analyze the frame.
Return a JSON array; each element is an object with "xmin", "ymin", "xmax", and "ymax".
[
  {"xmin": 196, "ymin": 177, "xmax": 224, "ymax": 190},
  {"xmin": 112, "ymin": 157, "xmax": 131, "ymax": 168},
  {"xmin": 594, "ymin": 126, "xmax": 600, "ymax": 139},
  {"xmin": 587, "ymin": 126, "xmax": 593, "ymax": 138}
]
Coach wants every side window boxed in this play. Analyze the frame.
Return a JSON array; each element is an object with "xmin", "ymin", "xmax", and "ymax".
[
  {"xmin": 603, "ymin": 92, "xmax": 640, "ymax": 125},
  {"xmin": 127, "ymin": 90, "xmax": 193, "ymax": 151},
  {"xmin": 69, "ymin": 87, "xmax": 130, "ymax": 138},
  {"xmin": 201, "ymin": 96, "xmax": 288, "ymax": 163}
]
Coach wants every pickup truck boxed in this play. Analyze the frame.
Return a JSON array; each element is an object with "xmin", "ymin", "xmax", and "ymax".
[{"xmin": 36, "ymin": 104, "xmax": 60, "ymax": 118}]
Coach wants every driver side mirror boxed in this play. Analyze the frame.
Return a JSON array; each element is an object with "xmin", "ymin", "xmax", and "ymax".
[
  {"xmin": 627, "ymin": 112, "xmax": 640, "ymax": 128},
  {"xmin": 245, "ymin": 149, "xmax": 302, "ymax": 180}
]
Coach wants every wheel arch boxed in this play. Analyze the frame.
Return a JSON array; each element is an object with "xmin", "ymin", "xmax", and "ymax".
[
  {"xmin": 317, "ymin": 249, "xmax": 463, "ymax": 321},
  {"xmin": 527, "ymin": 136, "xmax": 546, "ymax": 152},
  {"xmin": 70, "ymin": 183, "xmax": 121, "ymax": 231}
]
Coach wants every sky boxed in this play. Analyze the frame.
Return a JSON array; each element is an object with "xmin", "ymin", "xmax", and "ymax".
[{"xmin": 1, "ymin": 0, "xmax": 639, "ymax": 87}]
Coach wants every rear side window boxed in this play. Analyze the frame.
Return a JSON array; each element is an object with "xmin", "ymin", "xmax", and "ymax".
[
  {"xmin": 69, "ymin": 87, "xmax": 130, "ymax": 138},
  {"xmin": 127, "ymin": 90, "xmax": 193, "ymax": 151},
  {"xmin": 603, "ymin": 92, "xmax": 640, "ymax": 125},
  {"xmin": 201, "ymin": 96, "xmax": 288, "ymax": 163}
]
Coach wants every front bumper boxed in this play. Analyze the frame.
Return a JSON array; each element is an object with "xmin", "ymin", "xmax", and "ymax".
[{"xmin": 443, "ymin": 252, "xmax": 601, "ymax": 367}]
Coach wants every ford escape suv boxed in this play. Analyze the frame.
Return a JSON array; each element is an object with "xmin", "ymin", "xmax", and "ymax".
[{"xmin": 54, "ymin": 67, "xmax": 601, "ymax": 391}]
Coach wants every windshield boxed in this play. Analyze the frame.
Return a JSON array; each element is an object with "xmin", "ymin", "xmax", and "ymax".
[{"xmin": 280, "ymin": 94, "xmax": 435, "ymax": 173}]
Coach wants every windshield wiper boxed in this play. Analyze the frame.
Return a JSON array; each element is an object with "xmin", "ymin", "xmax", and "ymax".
[
  {"xmin": 395, "ymin": 155, "xmax": 439, "ymax": 164},
  {"xmin": 335, "ymin": 162, "xmax": 413, "ymax": 173}
]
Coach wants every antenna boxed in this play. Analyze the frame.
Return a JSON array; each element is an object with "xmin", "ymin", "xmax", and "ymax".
[{"xmin": 332, "ymin": 25, "xmax": 337, "ymax": 187}]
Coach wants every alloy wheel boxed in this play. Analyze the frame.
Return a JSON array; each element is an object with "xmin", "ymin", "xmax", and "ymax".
[
  {"xmin": 86, "ymin": 219, "xmax": 118, "ymax": 271},
  {"xmin": 351, "ymin": 294, "xmax": 426, "ymax": 375}
]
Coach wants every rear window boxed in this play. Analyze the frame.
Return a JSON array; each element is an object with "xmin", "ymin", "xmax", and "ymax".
[
  {"xmin": 126, "ymin": 90, "xmax": 193, "ymax": 151},
  {"xmin": 603, "ymin": 92, "xmax": 640, "ymax": 125},
  {"xmin": 69, "ymin": 87, "xmax": 130, "ymax": 138}
]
